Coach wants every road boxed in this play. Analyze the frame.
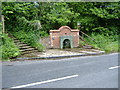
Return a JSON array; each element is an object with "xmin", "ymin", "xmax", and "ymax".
[{"xmin": 2, "ymin": 53, "xmax": 119, "ymax": 88}]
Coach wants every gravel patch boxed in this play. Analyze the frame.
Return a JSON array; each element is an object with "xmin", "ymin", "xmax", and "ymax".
[{"xmin": 37, "ymin": 50, "xmax": 83, "ymax": 57}]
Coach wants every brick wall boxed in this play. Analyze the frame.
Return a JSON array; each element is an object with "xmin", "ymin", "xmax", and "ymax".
[{"xmin": 50, "ymin": 26, "xmax": 79, "ymax": 48}]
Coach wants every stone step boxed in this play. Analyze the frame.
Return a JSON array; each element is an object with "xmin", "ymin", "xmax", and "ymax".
[
  {"xmin": 83, "ymin": 45, "xmax": 93, "ymax": 49},
  {"xmin": 14, "ymin": 41, "xmax": 23, "ymax": 44},
  {"xmin": 17, "ymin": 43, "xmax": 29, "ymax": 47},
  {"xmin": 20, "ymin": 48, "xmax": 35, "ymax": 52},
  {"xmin": 14, "ymin": 39, "xmax": 21, "ymax": 42},
  {"xmin": 15, "ymin": 41, "xmax": 25, "ymax": 44},
  {"xmin": 21, "ymin": 50, "xmax": 39, "ymax": 55},
  {"xmin": 8, "ymin": 33, "xmax": 41, "ymax": 56},
  {"xmin": 19, "ymin": 46, "xmax": 32, "ymax": 49}
]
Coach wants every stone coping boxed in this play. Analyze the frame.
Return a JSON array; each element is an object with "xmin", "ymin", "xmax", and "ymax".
[{"xmin": 50, "ymin": 26, "xmax": 79, "ymax": 32}]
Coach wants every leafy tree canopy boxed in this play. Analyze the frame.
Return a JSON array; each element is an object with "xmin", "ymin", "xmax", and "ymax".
[{"xmin": 2, "ymin": 2, "xmax": 120, "ymax": 35}]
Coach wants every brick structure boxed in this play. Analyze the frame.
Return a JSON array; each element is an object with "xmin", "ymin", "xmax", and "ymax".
[{"xmin": 49, "ymin": 26, "xmax": 79, "ymax": 49}]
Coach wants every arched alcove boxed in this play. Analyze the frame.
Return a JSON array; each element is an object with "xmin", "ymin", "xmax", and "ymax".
[
  {"xmin": 60, "ymin": 36, "xmax": 73, "ymax": 49},
  {"xmin": 63, "ymin": 39, "xmax": 71, "ymax": 48}
]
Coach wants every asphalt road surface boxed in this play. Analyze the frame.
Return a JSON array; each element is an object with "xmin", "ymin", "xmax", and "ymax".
[{"xmin": 2, "ymin": 53, "xmax": 119, "ymax": 88}]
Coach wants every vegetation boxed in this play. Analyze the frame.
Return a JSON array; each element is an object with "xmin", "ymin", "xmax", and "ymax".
[
  {"xmin": 1, "ymin": 33, "xmax": 20, "ymax": 60},
  {"xmin": 3, "ymin": 2, "xmax": 119, "ymax": 33},
  {"xmin": 81, "ymin": 34, "xmax": 119, "ymax": 53},
  {"xmin": 1, "ymin": 2, "xmax": 120, "ymax": 59}
]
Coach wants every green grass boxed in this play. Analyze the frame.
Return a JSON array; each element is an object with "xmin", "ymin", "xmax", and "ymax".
[
  {"xmin": 104, "ymin": 41, "xmax": 118, "ymax": 53},
  {"xmin": 1, "ymin": 33, "xmax": 20, "ymax": 60},
  {"xmin": 81, "ymin": 33, "xmax": 119, "ymax": 53}
]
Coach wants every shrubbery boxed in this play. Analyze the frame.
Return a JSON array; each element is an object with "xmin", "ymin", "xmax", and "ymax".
[{"xmin": 1, "ymin": 34, "xmax": 20, "ymax": 60}]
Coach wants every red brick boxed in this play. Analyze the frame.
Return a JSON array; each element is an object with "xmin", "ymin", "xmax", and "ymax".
[{"xmin": 50, "ymin": 26, "xmax": 79, "ymax": 48}]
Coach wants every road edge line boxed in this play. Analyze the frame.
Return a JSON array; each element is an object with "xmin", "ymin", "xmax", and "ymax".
[{"xmin": 11, "ymin": 74, "xmax": 78, "ymax": 88}]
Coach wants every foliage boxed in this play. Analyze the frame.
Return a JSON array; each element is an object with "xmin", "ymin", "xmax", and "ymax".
[
  {"xmin": 0, "ymin": 22, "xmax": 2, "ymax": 34},
  {"xmin": 90, "ymin": 2, "xmax": 120, "ymax": 19},
  {"xmin": 1, "ymin": 34, "xmax": 20, "ymax": 60},
  {"xmin": 2, "ymin": 2, "xmax": 120, "ymax": 34},
  {"xmin": 83, "ymin": 34, "xmax": 118, "ymax": 53},
  {"xmin": 16, "ymin": 16, "xmax": 42, "ymax": 30},
  {"xmin": 2, "ymin": 2, "xmax": 44, "ymax": 53},
  {"xmin": 45, "ymin": 3, "xmax": 79, "ymax": 29},
  {"xmin": 2, "ymin": 2, "xmax": 42, "ymax": 31},
  {"xmin": 68, "ymin": 2, "xmax": 120, "ymax": 34}
]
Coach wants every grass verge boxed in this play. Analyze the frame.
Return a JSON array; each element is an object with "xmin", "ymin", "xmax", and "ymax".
[{"xmin": 81, "ymin": 34, "xmax": 119, "ymax": 53}]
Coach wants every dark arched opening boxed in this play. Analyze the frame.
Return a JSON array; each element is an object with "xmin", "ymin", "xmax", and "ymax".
[{"xmin": 63, "ymin": 39, "xmax": 71, "ymax": 49}]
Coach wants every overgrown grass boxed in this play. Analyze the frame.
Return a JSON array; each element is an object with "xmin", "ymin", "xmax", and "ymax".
[
  {"xmin": 12, "ymin": 30, "xmax": 44, "ymax": 51},
  {"xmin": 1, "ymin": 34, "xmax": 20, "ymax": 60},
  {"xmin": 81, "ymin": 33, "xmax": 119, "ymax": 53}
]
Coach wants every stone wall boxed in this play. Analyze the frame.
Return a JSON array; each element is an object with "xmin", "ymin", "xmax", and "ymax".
[{"xmin": 39, "ymin": 36, "xmax": 51, "ymax": 49}]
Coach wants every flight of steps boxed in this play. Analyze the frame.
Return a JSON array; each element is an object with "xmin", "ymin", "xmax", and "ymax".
[
  {"xmin": 79, "ymin": 36, "xmax": 94, "ymax": 49},
  {"xmin": 8, "ymin": 33, "xmax": 39, "ymax": 55},
  {"xmin": 13, "ymin": 37, "xmax": 39, "ymax": 55}
]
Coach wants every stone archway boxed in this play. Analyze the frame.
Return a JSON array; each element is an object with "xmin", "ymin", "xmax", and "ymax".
[{"xmin": 60, "ymin": 36, "xmax": 73, "ymax": 49}]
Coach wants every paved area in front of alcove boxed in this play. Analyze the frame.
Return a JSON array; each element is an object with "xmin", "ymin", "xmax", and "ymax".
[{"xmin": 19, "ymin": 48, "xmax": 105, "ymax": 60}]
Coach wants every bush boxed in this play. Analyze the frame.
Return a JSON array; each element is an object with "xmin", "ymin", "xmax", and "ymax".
[
  {"xmin": 12, "ymin": 30, "xmax": 44, "ymax": 51},
  {"xmin": 1, "ymin": 34, "xmax": 20, "ymax": 60}
]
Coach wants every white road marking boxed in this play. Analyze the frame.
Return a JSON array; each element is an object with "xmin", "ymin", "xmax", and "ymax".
[
  {"xmin": 11, "ymin": 74, "xmax": 78, "ymax": 88},
  {"xmin": 109, "ymin": 66, "xmax": 120, "ymax": 70}
]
